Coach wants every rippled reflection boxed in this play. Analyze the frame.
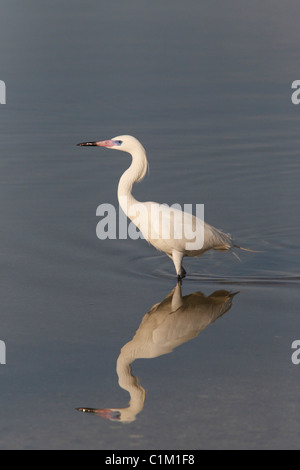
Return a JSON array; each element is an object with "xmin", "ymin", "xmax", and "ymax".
[{"xmin": 77, "ymin": 284, "xmax": 238, "ymax": 422}]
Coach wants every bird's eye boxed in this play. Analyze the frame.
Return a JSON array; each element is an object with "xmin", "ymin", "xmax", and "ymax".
[{"xmin": 114, "ymin": 140, "xmax": 123, "ymax": 146}]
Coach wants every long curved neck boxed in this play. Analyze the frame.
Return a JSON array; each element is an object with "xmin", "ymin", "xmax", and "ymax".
[
  {"xmin": 115, "ymin": 344, "xmax": 146, "ymax": 421},
  {"xmin": 117, "ymin": 146, "xmax": 148, "ymax": 217}
]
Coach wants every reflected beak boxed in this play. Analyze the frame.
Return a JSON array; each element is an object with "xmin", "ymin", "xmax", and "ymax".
[
  {"xmin": 77, "ymin": 140, "xmax": 116, "ymax": 147},
  {"xmin": 76, "ymin": 407, "xmax": 121, "ymax": 420},
  {"xmin": 93, "ymin": 408, "xmax": 121, "ymax": 420}
]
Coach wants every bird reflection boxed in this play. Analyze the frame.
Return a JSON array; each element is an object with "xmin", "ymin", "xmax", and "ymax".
[{"xmin": 77, "ymin": 284, "xmax": 237, "ymax": 422}]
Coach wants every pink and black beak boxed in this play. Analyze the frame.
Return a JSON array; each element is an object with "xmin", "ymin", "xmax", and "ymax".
[
  {"xmin": 77, "ymin": 141, "xmax": 99, "ymax": 146},
  {"xmin": 76, "ymin": 407, "xmax": 121, "ymax": 421},
  {"xmin": 77, "ymin": 139, "xmax": 122, "ymax": 148}
]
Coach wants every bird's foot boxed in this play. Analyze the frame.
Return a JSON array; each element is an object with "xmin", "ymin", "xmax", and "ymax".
[{"xmin": 177, "ymin": 267, "xmax": 186, "ymax": 282}]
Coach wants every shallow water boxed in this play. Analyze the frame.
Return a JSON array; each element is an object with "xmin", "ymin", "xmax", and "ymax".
[{"xmin": 0, "ymin": 0, "xmax": 300, "ymax": 450}]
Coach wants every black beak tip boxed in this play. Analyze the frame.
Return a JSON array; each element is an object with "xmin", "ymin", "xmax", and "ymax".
[
  {"xmin": 76, "ymin": 407, "xmax": 96, "ymax": 413},
  {"xmin": 77, "ymin": 142, "xmax": 97, "ymax": 147}
]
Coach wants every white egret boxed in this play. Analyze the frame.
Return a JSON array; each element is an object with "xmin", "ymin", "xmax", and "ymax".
[{"xmin": 78, "ymin": 135, "xmax": 243, "ymax": 279}]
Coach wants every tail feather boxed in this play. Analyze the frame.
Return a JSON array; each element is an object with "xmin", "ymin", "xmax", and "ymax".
[
  {"xmin": 231, "ymin": 250, "xmax": 242, "ymax": 262},
  {"xmin": 233, "ymin": 244, "xmax": 261, "ymax": 253}
]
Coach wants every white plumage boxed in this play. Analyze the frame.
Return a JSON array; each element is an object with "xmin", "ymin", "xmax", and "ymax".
[{"xmin": 78, "ymin": 135, "xmax": 234, "ymax": 279}]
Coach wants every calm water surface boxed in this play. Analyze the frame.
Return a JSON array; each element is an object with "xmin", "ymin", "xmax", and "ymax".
[{"xmin": 0, "ymin": 0, "xmax": 300, "ymax": 449}]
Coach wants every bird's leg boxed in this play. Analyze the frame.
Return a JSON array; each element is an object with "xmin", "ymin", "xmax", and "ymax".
[
  {"xmin": 177, "ymin": 268, "xmax": 186, "ymax": 282},
  {"xmin": 172, "ymin": 250, "xmax": 186, "ymax": 281},
  {"xmin": 171, "ymin": 282, "xmax": 184, "ymax": 310}
]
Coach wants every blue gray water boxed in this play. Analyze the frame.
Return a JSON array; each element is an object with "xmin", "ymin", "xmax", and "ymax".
[{"xmin": 0, "ymin": 0, "xmax": 300, "ymax": 449}]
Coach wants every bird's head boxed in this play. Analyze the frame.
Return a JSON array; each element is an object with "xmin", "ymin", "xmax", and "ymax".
[{"xmin": 77, "ymin": 135, "xmax": 144, "ymax": 154}]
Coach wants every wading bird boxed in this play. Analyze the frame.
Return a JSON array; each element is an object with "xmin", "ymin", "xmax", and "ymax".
[{"xmin": 78, "ymin": 135, "xmax": 244, "ymax": 279}]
